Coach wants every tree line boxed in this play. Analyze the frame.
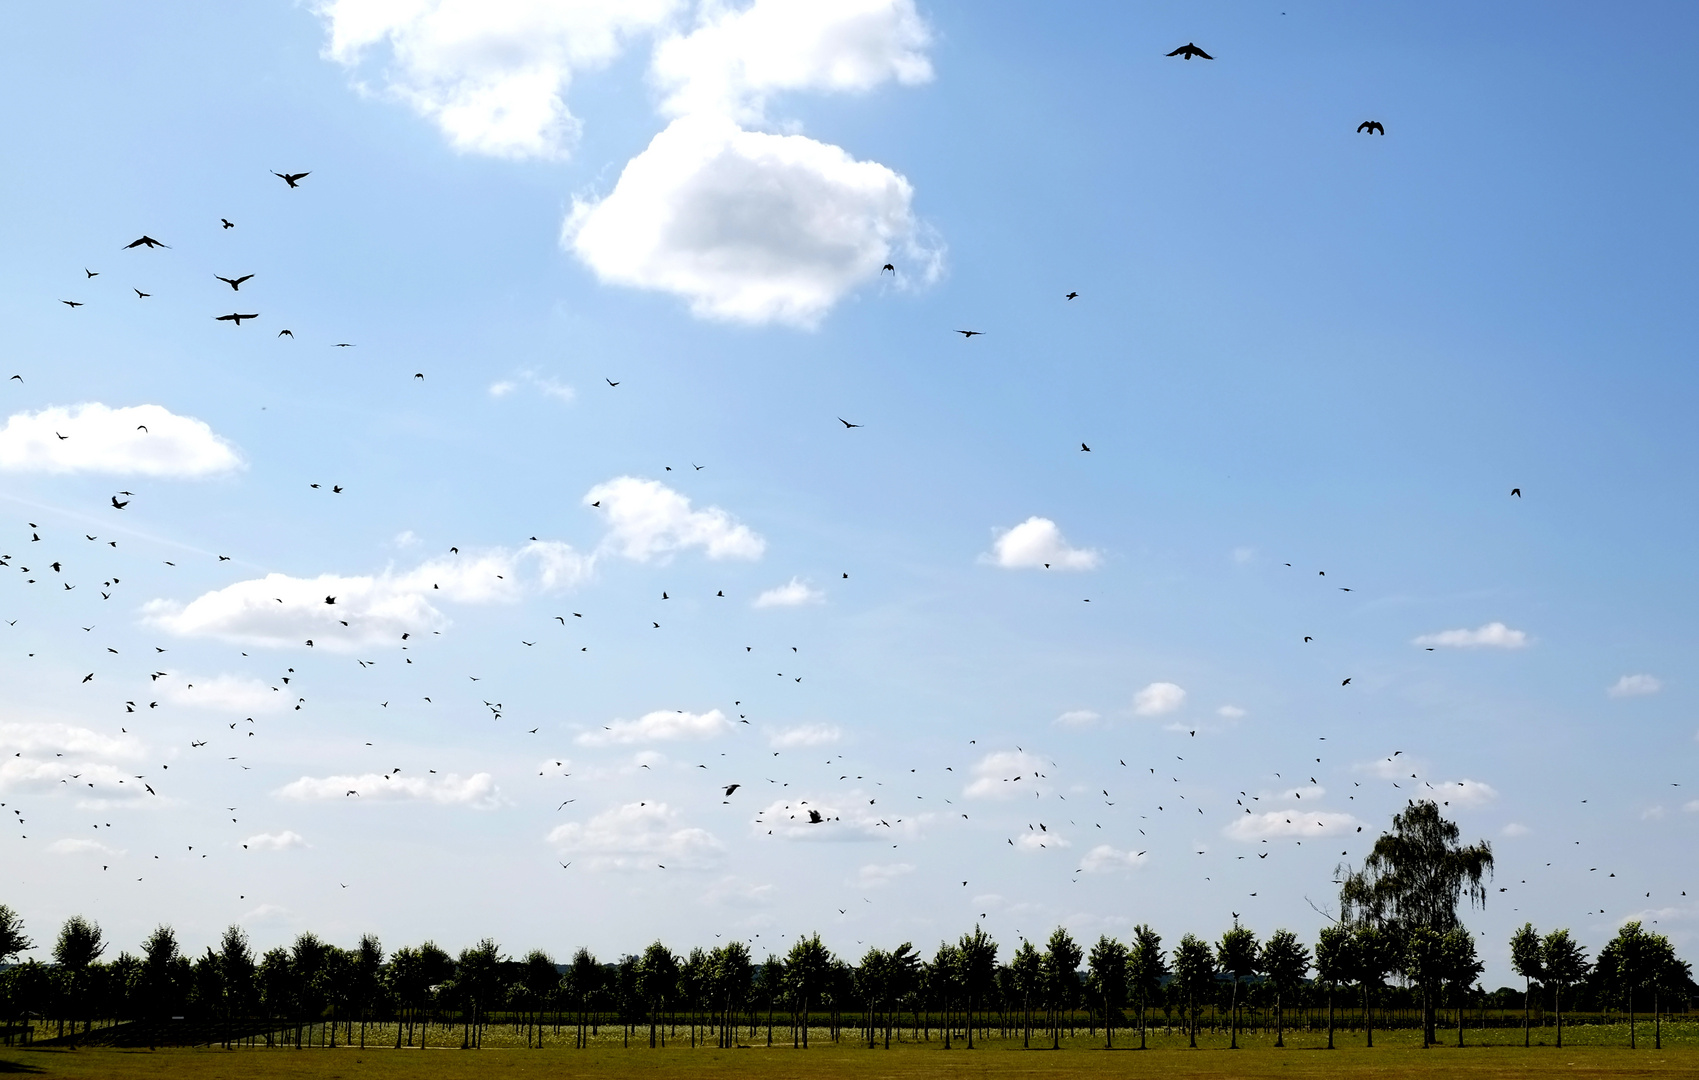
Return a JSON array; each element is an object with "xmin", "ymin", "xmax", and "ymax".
[{"xmin": 0, "ymin": 801, "xmax": 1691, "ymax": 1051}]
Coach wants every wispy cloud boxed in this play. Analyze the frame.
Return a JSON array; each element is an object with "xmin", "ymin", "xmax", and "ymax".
[
  {"xmin": 1609, "ymin": 674, "xmax": 1661, "ymax": 698},
  {"xmin": 275, "ymin": 772, "xmax": 500, "ymax": 808},
  {"xmin": 577, "ymin": 709, "xmax": 732, "ymax": 747},
  {"xmin": 1133, "ymin": 682, "xmax": 1186, "ymax": 717},
  {"xmin": 753, "ymin": 578, "xmax": 823, "ymax": 608},
  {"xmin": 1413, "ymin": 622, "xmax": 1528, "ymax": 649}
]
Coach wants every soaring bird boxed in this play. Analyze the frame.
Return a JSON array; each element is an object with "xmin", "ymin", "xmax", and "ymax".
[
  {"xmin": 1065, "ymin": 291, "xmax": 1079, "ymax": 300},
  {"xmin": 1080, "ymin": 442, "xmax": 1091, "ymax": 452},
  {"xmin": 215, "ymin": 274, "xmax": 254, "ymax": 291},
  {"xmin": 111, "ymin": 496, "xmax": 128, "ymax": 510},
  {"xmin": 273, "ymin": 171, "xmax": 309, "ymax": 188},
  {"xmin": 838, "ymin": 417, "xmax": 861, "ymax": 428},
  {"xmin": 123, "ymin": 235, "xmax": 169, "ymax": 249},
  {"xmin": 134, "ymin": 289, "xmax": 149, "ymax": 298},
  {"xmin": 84, "ymin": 269, "xmax": 98, "ymax": 278},
  {"xmin": 60, "ymin": 300, "xmax": 83, "ymax": 308},
  {"xmin": 723, "ymin": 784, "xmax": 741, "ymax": 797},
  {"xmin": 278, "ymin": 329, "xmax": 293, "ymax": 337},
  {"xmin": 1167, "ymin": 42, "xmax": 1213, "ymax": 60},
  {"xmin": 882, "ymin": 263, "xmax": 895, "ymax": 274},
  {"xmin": 1357, "ymin": 121, "xmax": 1385, "ymax": 135},
  {"xmin": 215, "ymin": 313, "xmax": 259, "ymax": 325},
  {"xmin": 1511, "ymin": 487, "xmax": 1521, "ymax": 497},
  {"xmin": 807, "ymin": 809, "xmax": 824, "ymax": 824},
  {"xmin": 956, "ymin": 329, "xmax": 983, "ymax": 338},
  {"xmin": 606, "ymin": 378, "xmax": 620, "ymax": 387},
  {"xmin": 221, "ymin": 218, "xmax": 235, "ymax": 229}
]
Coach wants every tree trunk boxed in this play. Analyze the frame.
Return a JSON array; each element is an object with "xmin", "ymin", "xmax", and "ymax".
[
  {"xmin": 1555, "ymin": 986, "xmax": 1563, "ymax": 1048},
  {"xmin": 1364, "ymin": 986, "xmax": 1373, "ymax": 1048},
  {"xmin": 1229, "ymin": 979, "xmax": 1239, "ymax": 1049},
  {"xmin": 1275, "ymin": 991, "xmax": 1284, "ymax": 1048},
  {"xmin": 1187, "ymin": 993, "xmax": 1196, "ymax": 1048},
  {"xmin": 1523, "ymin": 976, "xmax": 1530, "ymax": 1048}
]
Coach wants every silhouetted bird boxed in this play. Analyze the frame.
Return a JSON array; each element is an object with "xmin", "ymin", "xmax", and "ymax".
[
  {"xmin": 215, "ymin": 313, "xmax": 259, "ymax": 325},
  {"xmin": 957, "ymin": 329, "xmax": 983, "ymax": 338},
  {"xmin": 839, "ymin": 418, "xmax": 861, "ymax": 428},
  {"xmin": 1357, "ymin": 121, "xmax": 1385, "ymax": 135},
  {"xmin": 134, "ymin": 289, "xmax": 149, "ymax": 298},
  {"xmin": 1065, "ymin": 291, "xmax": 1079, "ymax": 300},
  {"xmin": 1511, "ymin": 487, "xmax": 1521, "ymax": 497},
  {"xmin": 273, "ymin": 171, "xmax": 309, "ymax": 188},
  {"xmin": 60, "ymin": 300, "xmax": 83, "ymax": 308},
  {"xmin": 1167, "ymin": 43, "xmax": 1213, "ymax": 60},
  {"xmin": 221, "ymin": 219, "xmax": 235, "ymax": 229},
  {"xmin": 124, "ymin": 236, "xmax": 169, "ymax": 249},
  {"xmin": 215, "ymin": 274, "xmax": 254, "ymax": 291}
]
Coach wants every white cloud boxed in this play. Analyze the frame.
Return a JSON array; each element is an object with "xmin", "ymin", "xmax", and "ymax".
[
  {"xmin": 276, "ymin": 771, "xmax": 500, "ymax": 808},
  {"xmin": 161, "ymin": 674, "xmax": 287, "ymax": 715},
  {"xmin": 392, "ymin": 530, "xmax": 422, "ymax": 548},
  {"xmin": 1442, "ymin": 778, "xmax": 1499, "ymax": 807},
  {"xmin": 768, "ymin": 723, "xmax": 840, "ymax": 748},
  {"xmin": 1226, "ymin": 810, "xmax": 1362, "ymax": 841},
  {"xmin": 546, "ymin": 800, "xmax": 722, "ymax": 870},
  {"xmin": 47, "ymin": 838, "xmax": 122, "ymax": 856},
  {"xmin": 0, "ymin": 403, "xmax": 242, "ymax": 477},
  {"xmin": 753, "ymin": 577, "xmax": 822, "ymax": 608},
  {"xmin": 982, "ymin": 516, "xmax": 1100, "ymax": 571},
  {"xmin": 1217, "ymin": 705, "xmax": 1247, "ymax": 719},
  {"xmin": 1685, "ymin": 800, "xmax": 1699, "ymax": 814},
  {"xmin": 963, "ymin": 750, "xmax": 1043, "ymax": 800},
  {"xmin": 1609, "ymin": 674, "xmax": 1661, "ymax": 698},
  {"xmin": 143, "ymin": 541, "xmax": 590, "ymax": 650},
  {"xmin": 243, "ymin": 830, "xmax": 307, "ymax": 851},
  {"xmin": 754, "ymin": 795, "xmax": 910, "ymax": 840},
  {"xmin": 586, "ymin": 476, "xmax": 763, "ymax": 561},
  {"xmin": 566, "ymin": 114, "xmax": 937, "ymax": 327},
  {"xmin": 1053, "ymin": 709, "xmax": 1100, "ymax": 728},
  {"xmin": 0, "ymin": 721, "xmax": 142, "ymax": 760},
  {"xmin": 1133, "ymin": 681, "xmax": 1186, "ymax": 717},
  {"xmin": 490, "ymin": 371, "xmax": 574, "ymax": 403},
  {"xmin": 1079, "ymin": 844, "xmax": 1144, "ymax": 873},
  {"xmin": 577, "ymin": 709, "xmax": 731, "ymax": 747},
  {"xmin": 1501, "ymin": 822, "xmax": 1530, "ymax": 837},
  {"xmin": 1413, "ymin": 622, "xmax": 1528, "ymax": 649},
  {"xmin": 856, "ymin": 862, "xmax": 912, "ymax": 887},
  {"xmin": 1015, "ymin": 831, "xmax": 1069, "ymax": 851},
  {"xmin": 651, "ymin": 0, "xmax": 932, "ymax": 123},
  {"xmin": 317, "ymin": 0, "xmax": 682, "ymax": 159}
]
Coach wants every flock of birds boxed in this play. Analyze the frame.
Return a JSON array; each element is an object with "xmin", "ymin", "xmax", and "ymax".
[{"xmin": 2, "ymin": 40, "xmax": 1688, "ymax": 956}]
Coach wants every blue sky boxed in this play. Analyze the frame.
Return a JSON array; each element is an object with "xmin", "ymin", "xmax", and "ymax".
[{"xmin": 2, "ymin": 1, "xmax": 1696, "ymax": 983}]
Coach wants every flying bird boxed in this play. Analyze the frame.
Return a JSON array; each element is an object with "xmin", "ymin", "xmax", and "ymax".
[
  {"xmin": 215, "ymin": 274, "xmax": 254, "ymax": 291},
  {"xmin": 1065, "ymin": 292, "xmax": 1079, "ymax": 300},
  {"xmin": 1511, "ymin": 487, "xmax": 1521, "ymax": 497},
  {"xmin": 134, "ymin": 289, "xmax": 149, "ymax": 298},
  {"xmin": 221, "ymin": 219, "xmax": 235, "ymax": 229},
  {"xmin": 956, "ymin": 330, "xmax": 983, "ymax": 338},
  {"xmin": 123, "ymin": 236, "xmax": 169, "ymax": 249},
  {"xmin": 606, "ymin": 378, "xmax": 619, "ymax": 387},
  {"xmin": 723, "ymin": 784, "xmax": 741, "ymax": 797},
  {"xmin": 278, "ymin": 330, "xmax": 293, "ymax": 337},
  {"xmin": 111, "ymin": 496, "xmax": 128, "ymax": 510},
  {"xmin": 84, "ymin": 269, "xmax": 98, "ymax": 278},
  {"xmin": 807, "ymin": 809, "xmax": 824, "ymax": 824},
  {"xmin": 1357, "ymin": 121, "xmax": 1385, "ymax": 135},
  {"xmin": 1080, "ymin": 442, "xmax": 1090, "ymax": 452},
  {"xmin": 838, "ymin": 418, "xmax": 861, "ymax": 428},
  {"xmin": 882, "ymin": 263, "xmax": 895, "ymax": 274},
  {"xmin": 60, "ymin": 300, "xmax": 83, "ymax": 308},
  {"xmin": 273, "ymin": 171, "xmax": 309, "ymax": 188},
  {"xmin": 1167, "ymin": 42, "xmax": 1213, "ymax": 60},
  {"xmin": 1341, "ymin": 678, "xmax": 1351, "ymax": 686},
  {"xmin": 215, "ymin": 313, "xmax": 259, "ymax": 325}
]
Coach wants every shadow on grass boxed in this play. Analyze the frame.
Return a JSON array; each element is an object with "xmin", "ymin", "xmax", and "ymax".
[{"xmin": 0, "ymin": 1060, "xmax": 48, "ymax": 1075}]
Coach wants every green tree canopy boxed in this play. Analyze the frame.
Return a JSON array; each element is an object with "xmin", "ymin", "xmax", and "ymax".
[{"xmin": 1339, "ymin": 800, "xmax": 1493, "ymax": 934}]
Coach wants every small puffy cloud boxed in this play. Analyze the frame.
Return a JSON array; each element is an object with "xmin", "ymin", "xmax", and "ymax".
[
  {"xmin": 47, "ymin": 838, "xmax": 122, "ymax": 856},
  {"xmin": 0, "ymin": 722, "xmax": 146, "ymax": 799},
  {"xmin": 1226, "ymin": 810, "xmax": 1362, "ymax": 841},
  {"xmin": 755, "ymin": 795, "xmax": 916, "ymax": 841},
  {"xmin": 586, "ymin": 476, "xmax": 763, "ymax": 562},
  {"xmin": 143, "ymin": 541, "xmax": 590, "ymax": 650},
  {"xmin": 546, "ymin": 801, "xmax": 722, "ymax": 870},
  {"xmin": 1133, "ymin": 681, "xmax": 1186, "ymax": 717},
  {"xmin": 982, "ymin": 517, "xmax": 1100, "ymax": 571},
  {"xmin": 1015, "ymin": 831, "xmax": 1069, "ymax": 851},
  {"xmin": 490, "ymin": 371, "xmax": 573, "ymax": 403},
  {"xmin": 577, "ymin": 709, "xmax": 731, "ymax": 747},
  {"xmin": 1609, "ymin": 674, "xmax": 1661, "ymax": 698},
  {"xmin": 276, "ymin": 772, "xmax": 500, "ymax": 808},
  {"xmin": 1501, "ymin": 822, "xmax": 1530, "ymax": 837},
  {"xmin": 161, "ymin": 674, "xmax": 286, "ymax": 715},
  {"xmin": 963, "ymin": 750, "xmax": 1043, "ymax": 800},
  {"xmin": 768, "ymin": 723, "xmax": 840, "ymax": 748},
  {"xmin": 753, "ymin": 577, "xmax": 823, "ymax": 608},
  {"xmin": 243, "ymin": 830, "xmax": 307, "ymax": 851},
  {"xmin": 1053, "ymin": 709, "xmax": 1099, "ymax": 728},
  {"xmin": 857, "ymin": 862, "xmax": 912, "ymax": 887},
  {"xmin": 1413, "ymin": 622, "xmax": 1528, "ymax": 649},
  {"xmin": 1684, "ymin": 800, "xmax": 1699, "ymax": 814},
  {"xmin": 317, "ymin": 0, "xmax": 681, "ymax": 159},
  {"xmin": 0, "ymin": 403, "xmax": 242, "ymax": 477},
  {"xmin": 1442, "ymin": 778, "xmax": 1499, "ymax": 807},
  {"xmin": 1217, "ymin": 705, "xmax": 1247, "ymax": 720},
  {"xmin": 392, "ymin": 530, "xmax": 421, "ymax": 548},
  {"xmin": 651, "ymin": 0, "xmax": 932, "ymax": 123},
  {"xmin": 1079, "ymin": 845, "xmax": 1144, "ymax": 873},
  {"xmin": 565, "ymin": 114, "xmax": 938, "ymax": 327}
]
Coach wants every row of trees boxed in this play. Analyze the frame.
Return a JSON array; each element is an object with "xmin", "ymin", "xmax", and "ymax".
[{"xmin": 1, "ymin": 802, "xmax": 1690, "ymax": 1051}]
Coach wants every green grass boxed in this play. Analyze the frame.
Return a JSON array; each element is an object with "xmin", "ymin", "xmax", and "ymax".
[{"xmin": 5, "ymin": 1027, "xmax": 1699, "ymax": 1080}]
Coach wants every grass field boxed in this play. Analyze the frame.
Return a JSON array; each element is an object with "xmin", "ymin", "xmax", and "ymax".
[{"xmin": 5, "ymin": 1028, "xmax": 1698, "ymax": 1080}]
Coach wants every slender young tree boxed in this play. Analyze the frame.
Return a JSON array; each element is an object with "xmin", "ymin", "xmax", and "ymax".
[
  {"xmin": 0, "ymin": 906, "xmax": 30, "ymax": 964},
  {"xmin": 217, "ymin": 926, "xmax": 256, "ymax": 1048},
  {"xmin": 1215, "ymin": 922, "xmax": 1259, "ymax": 1050},
  {"xmin": 1440, "ymin": 929, "xmax": 1482, "ymax": 1048},
  {"xmin": 1348, "ymin": 925, "xmax": 1392, "ymax": 1048},
  {"xmin": 636, "ymin": 941, "xmax": 677, "ymax": 1048},
  {"xmin": 1126, "ymin": 925, "xmax": 1166, "ymax": 1051},
  {"xmin": 1645, "ymin": 932, "xmax": 1688, "ymax": 1051},
  {"xmin": 1259, "ymin": 929, "xmax": 1310, "ymax": 1048},
  {"xmin": 1085, "ymin": 935, "xmax": 1126, "ymax": 1048},
  {"xmin": 1041, "ymin": 927, "xmax": 1082, "ymax": 1050},
  {"xmin": 1602, "ymin": 922, "xmax": 1655, "ymax": 1049},
  {"xmin": 1008, "ymin": 940, "xmax": 1042, "ymax": 1048},
  {"xmin": 1314, "ymin": 925, "xmax": 1349, "ymax": 1050},
  {"xmin": 1171, "ymin": 934, "xmax": 1215, "ymax": 1049},
  {"xmin": 1540, "ymin": 929, "xmax": 1589, "ymax": 1049},
  {"xmin": 1402, "ymin": 927, "xmax": 1446, "ymax": 1047},
  {"xmin": 956, "ymin": 926, "xmax": 998, "ymax": 1049},
  {"xmin": 52, "ymin": 916, "xmax": 105, "ymax": 1041},
  {"xmin": 1509, "ymin": 922, "xmax": 1543, "ymax": 1047}
]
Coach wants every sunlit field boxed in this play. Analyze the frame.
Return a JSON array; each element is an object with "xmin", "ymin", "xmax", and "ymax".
[{"xmin": 7, "ymin": 1024, "xmax": 1699, "ymax": 1080}]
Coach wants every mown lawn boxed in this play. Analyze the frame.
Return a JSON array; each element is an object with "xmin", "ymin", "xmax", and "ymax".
[{"xmin": 4, "ymin": 1030, "xmax": 1698, "ymax": 1080}]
